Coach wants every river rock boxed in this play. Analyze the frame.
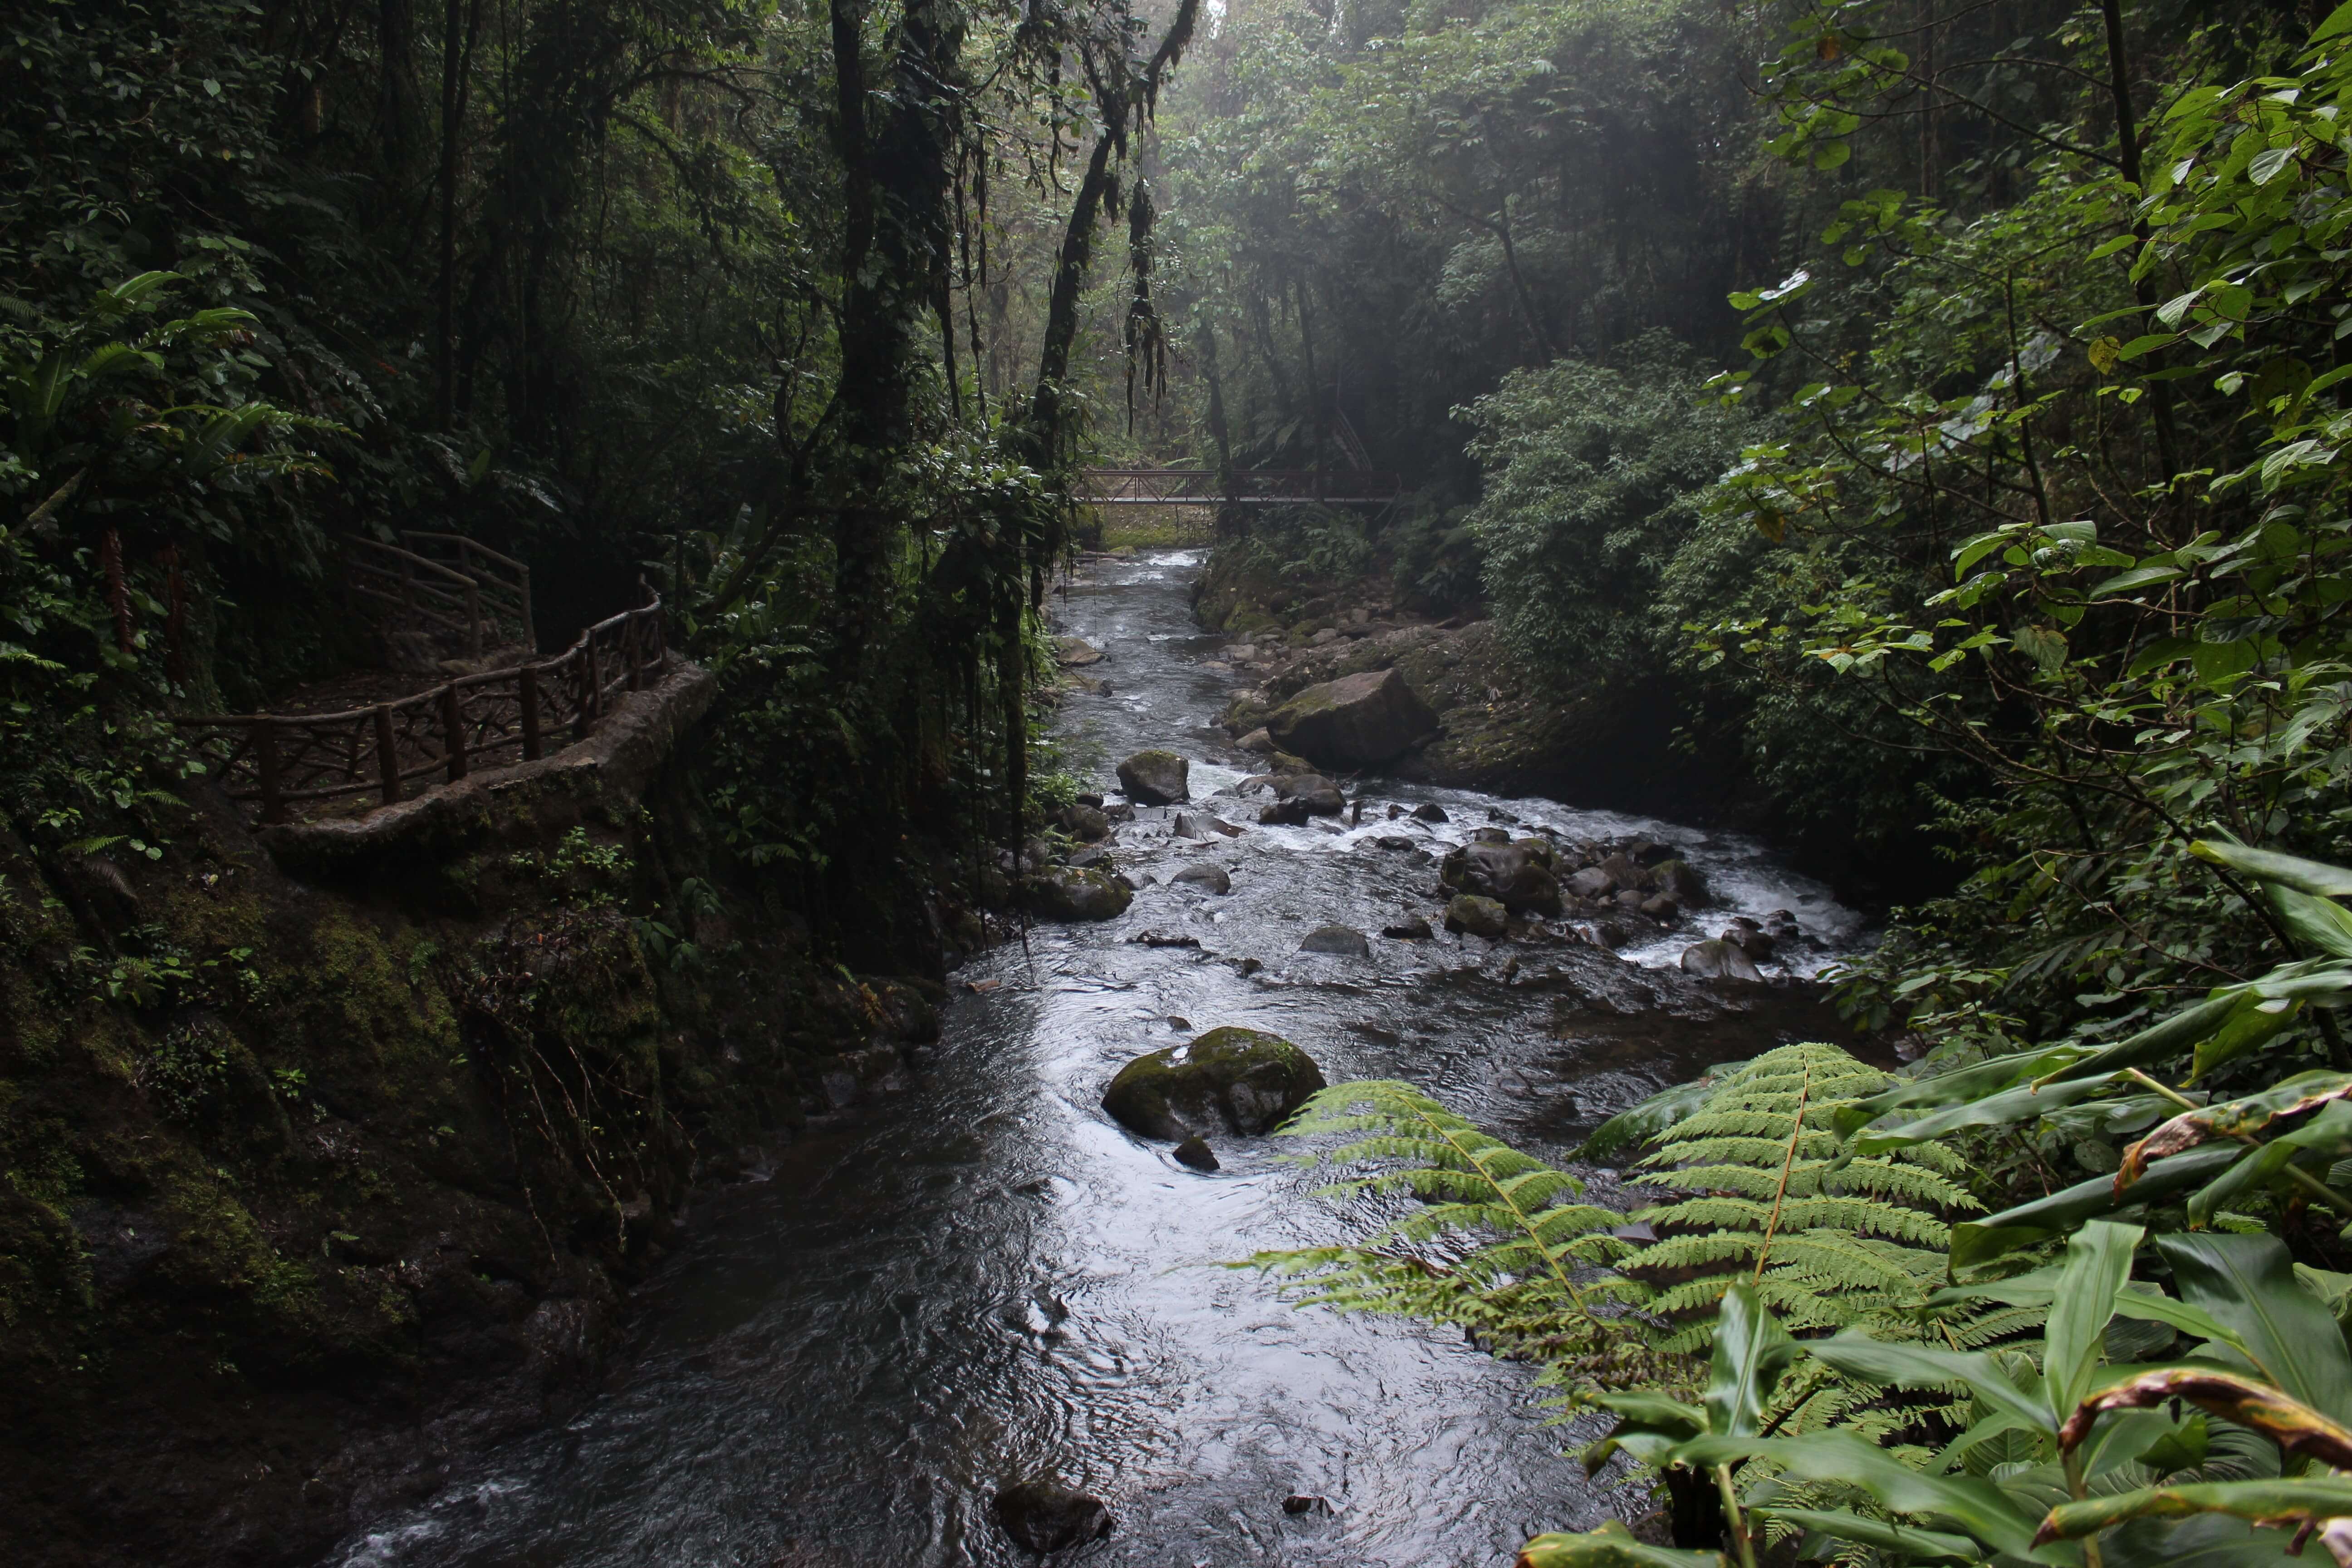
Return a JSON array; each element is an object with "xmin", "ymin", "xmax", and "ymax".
[
  {"xmin": 1651, "ymin": 858, "xmax": 1707, "ymax": 907},
  {"xmin": 1023, "ymin": 867, "xmax": 1133, "ymax": 922},
  {"xmin": 1680, "ymin": 938, "xmax": 1764, "ymax": 982},
  {"xmin": 1278, "ymin": 774, "xmax": 1346, "ymax": 813},
  {"xmin": 1411, "ymin": 802, "xmax": 1449, "ymax": 822},
  {"xmin": 1061, "ymin": 803, "xmax": 1111, "ymax": 842},
  {"xmin": 1101, "ymin": 1026, "xmax": 1326, "ymax": 1139},
  {"xmin": 1173, "ymin": 811, "xmax": 1243, "ymax": 839},
  {"xmin": 1566, "ymin": 866, "xmax": 1615, "ymax": 901},
  {"xmin": 1597, "ymin": 852, "xmax": 1648, "ymax": 891},
  {"xmin": 1382, "ymin": 914, "xmax": 1434, "ymax": 940},
  {"xmin": 1238, "ymin": 727, "xmax": 1275, "ymax": 753},
  {"xmin": 1723, "ymin": 920, "xmax": 1775, "ymax": 960},
  {"xmin": 1639, "ymin": 893, "xmax": 1679, "ymax": 920},
  {"xmin": 1269, "ymin": 749, "xmax": 1313, "ymax": 775},
  {"xmin": 1439, "ymin": 842, "xmax": 1563, "ymax": 915},
  {"xmin": 1129, "ymin": 928, "xmax": 1199, "ymax": 947},
  {"xmin": 1173, "ymin": 1136, "xmax": 1219, "ymax": 1171},
  {"xmin": 1259, "ymin": 774, "xmax": 1344, "ymax": 824},
  {"xmin": 1470, "ymin": 826, "xmax": 1511, "ymax": 845},
  {"xmin": 1054, "ymin": 636, "xmax": 1104, "ymax": 667},
  {"xmin": 1444, "ymin": 894, "xmax": 1509, "ymax": 939},
  {"xmin": 1298, "ymin": 924, "xmax": 1370, "ymax": 956},
  {"xmin": 1264, "ymin": 667, "xmax": 1439, "ymax": 768},
  {"xmin": 1117, "ymin": 749, "xmax": 1190, "ymax": 805},
  {"xmin": 994, "ymin": 1480, "xmax": 1113, "ymax": 1554},
  {"xmin": 1171, "ymin": 862, "xmax": 1230, "ymax": 894}
]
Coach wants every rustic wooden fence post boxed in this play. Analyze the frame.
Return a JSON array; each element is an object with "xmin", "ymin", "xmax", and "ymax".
[
  {"xmin": 441, "ymin": 684, "xmax": 468, "ymax": 781},
  {"xmin": 257, "ymin": 722, "xmax": 286, "ymax": 825},
  {"xmin": 375, "ymin": 704, "xmax": 400, "ymax": 804},
  {"xmin": 520, "ymin": 663, "xmax": 542, "ymax": 760},
  {"xmin": 625, "ymin": 613, "xmax": 643, "ymax": 692},
  {"xmin": 573, "ymin": 644, "xmax": 594, "ymax": 740}
]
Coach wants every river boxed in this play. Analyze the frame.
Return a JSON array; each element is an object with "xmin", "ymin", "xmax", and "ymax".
[{"xmin": 324, "ymin": 549, "xmax": 1867, "ymax": 1568}]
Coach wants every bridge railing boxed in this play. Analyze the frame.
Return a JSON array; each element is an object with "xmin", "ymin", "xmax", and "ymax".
[
  {"xmin": 173, "ymin": 591, "xmax": 669, "ymax": 827},
  {"xmin": 1079, "ymin": 469, "xmax": 1404, "ymax": 505}
]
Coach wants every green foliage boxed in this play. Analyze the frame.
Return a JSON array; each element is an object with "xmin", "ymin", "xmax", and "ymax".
[
  {"xmin": 1625, "ymin": 1044, "xmax": 1976, "ymax": 1349},
  {"xmin": 1244, "ymin": 1079, "xmax": 1678, "ymax": 1391},
  {"xmin": 1461, "ymin": 333, "xmax": 1746, "ymax": 685}
]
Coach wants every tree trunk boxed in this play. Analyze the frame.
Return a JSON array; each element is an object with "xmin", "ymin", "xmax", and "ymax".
[{"xmin": 2099, "ymin": 0, "xmax": 2180, "ymax": 486}]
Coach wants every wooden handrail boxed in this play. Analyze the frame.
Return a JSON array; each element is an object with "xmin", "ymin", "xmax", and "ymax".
[{"xmin": 172, "ymin": 594, "xmax": 670, "ymax": 827}]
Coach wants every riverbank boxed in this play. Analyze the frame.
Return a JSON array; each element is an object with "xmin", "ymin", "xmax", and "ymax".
[{"xmin": 0, "ymin": 720, "xmax": 980, "ymax": 1568}]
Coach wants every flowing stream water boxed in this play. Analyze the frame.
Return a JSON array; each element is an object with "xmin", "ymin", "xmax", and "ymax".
[{"xmin": 326, "ymin": 550, "xmax": 1869, "ymax": 1568}]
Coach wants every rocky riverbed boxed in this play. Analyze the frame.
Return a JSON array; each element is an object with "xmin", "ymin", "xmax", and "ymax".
[{"xmin": 322, "ymin": 549, "xmax": 1873, "ymax": 1568}]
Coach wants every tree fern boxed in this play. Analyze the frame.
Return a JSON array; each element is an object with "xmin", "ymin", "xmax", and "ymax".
[
  {"xmin": 1244, "ymin": 1079, "xmax": 1683, "ymax": 1391},
  {"xmin": 1626, "ymin": 1044, "xmax": 1980, "ymax": 1348}
]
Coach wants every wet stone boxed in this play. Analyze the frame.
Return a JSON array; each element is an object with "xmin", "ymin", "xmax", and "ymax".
[
  {"xmin": 1411, "ymin": 802, "xmax": 1449, "ymax": 822},
  {"xmin": 1298, "ymin": 925, "xmax": 1371, "ymax": 956},
  {"xmin": 1445, "ymin": 895, "xmax": 1509, "ymax": 939},
  {"xmin": 994, "ymin": 1480, "xmax": 1114, "ymax": 1554},
  {"xmin": 1382, "ymin": 914, "xmax": 1434, "ymax": 940},
  {"xmin": 1172, "ymin": 1136, "xmax": 1219, "ymax": 1171},
  {"xmin": 1117, "ymin": 749, "xmax": 1190, "ymax": 805},
  {"xmin": 1102, "ymin": 1026, "xmax": 1326, "ymax": 1140},
  {"xmin": 1171, "ymin": 862, "xmax": 1231, "ymax": 895},
  {"xmin": 1681, "ymin": 938, "xmax": 1764, "ymax": 982}
]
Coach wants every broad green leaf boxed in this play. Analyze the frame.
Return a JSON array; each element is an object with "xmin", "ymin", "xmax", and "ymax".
[
  {"xmin": 1953, "ymin": 1146, "xmax": 2242, "ymax": 1267},
  {"xmin": 1750, "ymin": 1508, "xmax": 1979, "ymax": 1563},
  {"xmin": 2092, "ymin": 564, "xmax": 2187, "ymax": 597},
  {"xmin": 2189, "ymin": 840, "xmax": 2352, "ymax": 898},
  {"xmin": 2038, "ymin": 1477, "xmax": 2352, "ymax": 1541},
  {"xmin": 2047, "ymin": 1221, "xmax": 2142, "ymax": 1419},
  {"xmin": 2157, "ymin": 1233, "xmax": 2352, "ymax": 1417},
  {"xmin": 1851, "ymin": 1074, "xmax": 2122, "ymax": 1156},
  {"xmin": 1516, "ymin": 1521, "xmax": 1725, "ymax": 1568},
  {"xmin": 1706, "ymin": 1279, "xmax": 1797, "ymax": 1437},
  {"xmin": 1806, "ymin": 1331, "xmax": 2056, "ymax": 1432},
  {"xmin": 2267, "ymin": 885, "xmax": 2352, "ymax": 959},
  {"xmin": 1705, "ymin": 1430, "xmax": 2067, "ymax": 1561},
  {"xmin": 2186, "ymin": 1100, "xmax": 2352, "ymax": 1228}
]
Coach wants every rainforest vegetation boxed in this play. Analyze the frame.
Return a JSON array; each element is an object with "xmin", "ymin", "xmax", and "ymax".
[
  {"xmin": 24, "ymin": 0, "xmax": 2352, "ymax": 1559},
  {"xmin": 1176, "ymin": 0, "xmax": 2352, "ymax": 1559}
]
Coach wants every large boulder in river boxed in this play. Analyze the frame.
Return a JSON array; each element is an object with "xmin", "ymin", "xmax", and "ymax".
[
  {"xmin": 994, "ymin": 1480, "xmax": 1113, "ymax": 1553},
  {"xmin": 1681, "ymin": 939, "xmax": 1763, "ymax": 982},
  {"xmin": 1023, "ymin": 867, "xmax": 1133, "ymax": 922},
  {"xmin": 1117, "ymin": 749, "xmax": 1190, "ymax": 805},
  {"xmin": 1439, "ymin": 841, "xmax": 1563, "ymax": 915},
  {"xmin": 1102, "ymin": 1026, "xmax": 1326, "ymax": 1140},
  {"xmin": 1265, "ymin": 667, "xmax": 1438, "ymax": 769}
]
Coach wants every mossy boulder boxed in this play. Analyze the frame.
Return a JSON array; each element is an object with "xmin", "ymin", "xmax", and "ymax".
[
  {"xmin": 1265, "ymin": 667, "xmax": 1438, "ymax": 769},
  {"xmin": 1116, "ymin": 749, "xmax": 1190, "ymax": 805},
  {"xmin": 1022, "ymin": 866, "xmax": 1133, "ymax": 922},
  {"xmin": 1444, "ymin": 894, "xmax": 1509, "ymax": 939},
  {"xmin": 1101, "ymin": 1026, "xmax": 1326, "ymax": 1140}
]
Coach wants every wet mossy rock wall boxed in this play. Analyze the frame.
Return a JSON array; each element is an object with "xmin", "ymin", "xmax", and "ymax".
[{"xmin": 0, "ymin": 669, "xmax": 952, "ymax": 1568}]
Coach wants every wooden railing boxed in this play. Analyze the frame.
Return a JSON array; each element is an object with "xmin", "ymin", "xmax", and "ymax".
[
  {"xmin": 402, "ymin": 531, "xmax": 535, "ymax": 652},
  {"xmin": 1078, "ymin": 468, "xmax": 1405, "ymax": 506},
  {"xmin": 348, "ymin": 533, "xmax": 535, "ymax": 657},
  {"xmin": 175, "ymin": 593, "xmax": 670, "ymax": 827}
]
